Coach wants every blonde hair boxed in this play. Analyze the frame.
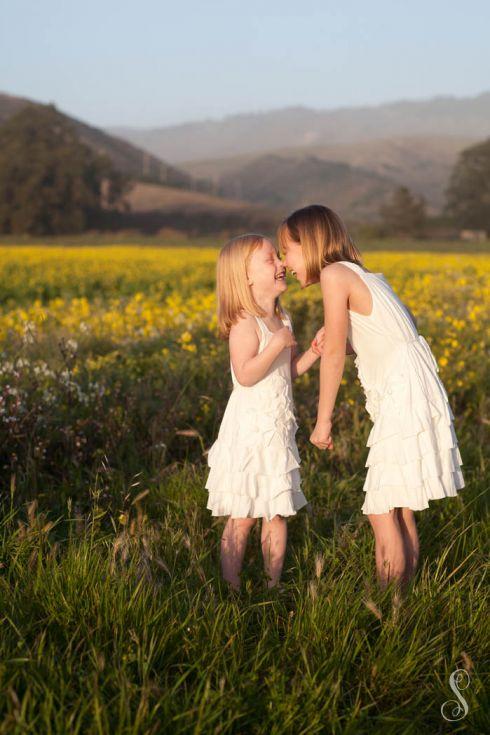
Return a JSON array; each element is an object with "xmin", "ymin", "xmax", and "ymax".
[
  {"xmin": 277, "ymin": 204, "xmax": 363, "ymax": 283},
  {"xmin": 216, "ymin": 233, "xmax": 286, "ymax": 339}
]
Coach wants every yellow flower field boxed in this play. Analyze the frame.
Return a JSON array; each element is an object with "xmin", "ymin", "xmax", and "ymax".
[
  {"xmin": 0, "ymin": 244, "xmax": 487, "ymax": 490},
  {"xmin": 0, "ymin": 246, "xmax": 488, "ymax": 397}
]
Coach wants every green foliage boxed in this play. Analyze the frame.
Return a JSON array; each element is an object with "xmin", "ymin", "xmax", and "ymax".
[
  {"xmin": 379, "ymin": 186, "xmax": 427, "ymax": 237},
  {"xmin": 0, "ymin": 104, "xmax": 128, "ymax": 235},
  {"xmin": 0, "ymin": 464, "xmax": 487, "ymax": 732},
  {"xmin": 445, "ymin": 138, "xmax": 490, "ymax": 230}
]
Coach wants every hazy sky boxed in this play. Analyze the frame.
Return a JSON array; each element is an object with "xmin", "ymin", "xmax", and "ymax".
[{"xmin": 2, "ymin": 0, "xmax": 489, "ymax": 128}]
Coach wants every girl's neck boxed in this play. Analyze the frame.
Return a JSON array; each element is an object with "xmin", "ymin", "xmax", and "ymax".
[{"xmin": 254, "ymin": 295, "xmax": 277, "ymax": 318}]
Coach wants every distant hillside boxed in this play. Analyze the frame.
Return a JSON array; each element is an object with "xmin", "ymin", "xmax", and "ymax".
[
  {"xmin": 106, "ymin": 181, "xmax": 280, "ymax": 235},
  {"xmin": 0, "ymin": 92, "xmax": 194, "ymax": 189},
  {"xmin": 127, "ymin": 181, "xmax": 252, "ymax": 212},
  {"xmin": 108, "ymin": 92, "xmax": 489, "ymax": 164},
  {"xmin": 181, "ymin": 135, "xmax": 472, "ymax": 212},
  {"xmin": 210, "ymin": 154, "xmax": 397, "ymax": 222},
  {"xmin": 0, "ymin": 91, "xmax": 287, "ymax": 234},
  {"xmin": 277, "ymin": 136, "xmax": 473, "ymax": 211}
]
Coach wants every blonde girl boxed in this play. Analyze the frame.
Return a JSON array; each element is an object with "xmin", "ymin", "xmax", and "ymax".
[
  {"xmin": 278, "ymin": 205, "xmax": 464, "ymax": 590},
  {"xmin": 205, "ymin": 233, "xmax": 325, "ymax": 591}
]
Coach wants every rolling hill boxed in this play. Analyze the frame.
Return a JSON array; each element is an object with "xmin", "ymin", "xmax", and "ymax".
[
  {"xmin": 108, "ymin": 181, "xmax": 280, "ymax": 235},
  {"xmin": 108, "ymin": 92, "xmax": 488, "ymax": 217},
  {"xmin": 108, "ymin": 92, "xmax": 489, "ymax": 164},
  {"xmin": 180, "ymin": 135, "xmax": 473, "ymax": 212},
  {"xmin": 0, "ymin": 91, "xmax": 285, "ymax": 234},
  {"xmin": 4, "ymin": 90, "xmax": 487, "ymax": 225},
  {"xmin": 204, "ymin": 154, "xmax": 397, "ymax": 222},
  {"xmin": 0, "ymin": 92, "xmax": 194, "ymax": 189}
]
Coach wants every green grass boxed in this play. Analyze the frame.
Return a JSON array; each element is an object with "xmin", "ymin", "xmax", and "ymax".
[{"xmin": 0, "ymin": 459, "xmax": 488, "ymax": 734}]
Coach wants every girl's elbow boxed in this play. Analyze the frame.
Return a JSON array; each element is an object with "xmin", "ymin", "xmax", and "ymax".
[{"xmin": 235, "ymin": 372, "xmax": 255, "ymax": 387}]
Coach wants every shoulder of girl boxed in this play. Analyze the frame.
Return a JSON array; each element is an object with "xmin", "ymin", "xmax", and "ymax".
[
  {"xmin": 231, "ymin": 312, "xmax": 251, "ymax": 328},
  {"xmin": 320, "ymin": 262, "xmax": 349, "ymax": 283},
  {"xmin": 230, "ymin": 313, "xmax": 260, "ymax": 338}
]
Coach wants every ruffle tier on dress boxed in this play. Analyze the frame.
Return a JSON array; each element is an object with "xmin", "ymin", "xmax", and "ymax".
[
  {"xmin": 357, "ymin": 334, "xmax": 465, "ymax": 514},
  {"xmin": 205, "ymin": 372, "xmax": 309, "ymax": 520}
]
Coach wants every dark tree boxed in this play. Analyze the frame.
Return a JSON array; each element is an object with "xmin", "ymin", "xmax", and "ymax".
[
  {"xmin": 379, "ymin": 186, "xmax": 427, "ymax": 237},
  {"xmin": 0, "ymin": 104, "xmax": 128, "ymax": 235},
  {"xmin": 445, "ymin": 138, "xmax": 490, "ymax": 230}
]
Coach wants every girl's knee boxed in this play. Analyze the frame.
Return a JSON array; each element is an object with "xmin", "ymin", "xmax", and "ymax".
[
  {"xmin": 368, "ymin": 509, "xmax": 399, "ymax": 535},
  {"xmin": 268, "ymin": 514, "xmax": 286, "ymax": 524},
  {"xmin": 230, "ymin": 517, "xmax": 257, "ymax": 532},
  {"xmin": 398, "ymin": 506, "xmax": 417, "ymax": 527}
]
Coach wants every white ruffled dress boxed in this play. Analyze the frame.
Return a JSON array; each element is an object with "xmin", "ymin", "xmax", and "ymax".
[
  {"xmin": 339, "ymin": 261, "xmax": 465, "ymax": 514},
  {"xmin": 205, "ymin": 310, "xmax": 309, "ymax": 521}
]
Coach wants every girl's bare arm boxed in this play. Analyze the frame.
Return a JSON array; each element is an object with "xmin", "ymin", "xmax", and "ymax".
[
  {"xmin": 291, "ymin": 341, "xmax": 320, "ymax": 379},
  {"xmin": 316, "ymin": 265, "xmax": 350, "ymax": 424},
  {"xmin": 229, "ymin": 316, "xmax": 294, "ymax": 386},
  {"xmin": 292, "ymin": 329, "xmax": 354, "ymax": 379}
]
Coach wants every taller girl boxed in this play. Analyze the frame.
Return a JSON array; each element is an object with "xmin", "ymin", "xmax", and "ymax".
[{"xmin": 278, "ymin": 204, "xmax": 465, "ymax": 590}]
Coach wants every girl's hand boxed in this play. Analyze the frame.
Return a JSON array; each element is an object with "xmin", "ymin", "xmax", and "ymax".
[
  {"xmin": 310, "ymin": 420, "xmax": 333, "ymax": 450},
  {"xmin": 311, "ymin": 326, "xmax": 325, "ymax": 355},
  {"xmin": 273, "ymin": 326, "xmax": 297, "ymax": 351}
]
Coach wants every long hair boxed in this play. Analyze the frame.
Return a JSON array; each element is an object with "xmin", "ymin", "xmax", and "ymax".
[
  {"xmin": 277, "ymin": 204, "xmax": 363, "ymax": 283},
  {"xmin": 216, "ymin": 233, "xmax": 285, "ymax": 339}
]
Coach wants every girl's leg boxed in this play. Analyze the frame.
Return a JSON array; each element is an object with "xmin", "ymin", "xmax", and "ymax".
[
  {"xmin": 261, "ymin": 514, "xmax": 287, "ymax": 588},
  {"xmin": 368, "ymin": 509, "xmax": 406, "ymax": 590},
  {"xmin": 220, "ymin": 516, "xmax": 257, "ymax": 590},
  {"xmin": 396, "ymin": 507, "xmax": 420, "ymax": 585}
]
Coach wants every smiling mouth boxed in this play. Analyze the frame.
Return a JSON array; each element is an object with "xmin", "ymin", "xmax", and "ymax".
[{"xmin": 275, "ymin": 272, "xmax": 286, "ymax": 280}]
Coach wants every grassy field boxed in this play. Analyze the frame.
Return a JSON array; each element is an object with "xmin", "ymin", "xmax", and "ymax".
[{"xmin": 0, "ymin": 243, "xmax": 488, "ymax": 733}]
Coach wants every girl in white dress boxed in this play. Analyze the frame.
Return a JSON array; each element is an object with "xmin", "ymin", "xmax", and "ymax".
[
  {"xmin": 205, "ymin": 233, "xmax": 325, "ymax": 591},
  {"xmin": 278, "ymin": 205, "xmax": 465, "ymax": 591}
]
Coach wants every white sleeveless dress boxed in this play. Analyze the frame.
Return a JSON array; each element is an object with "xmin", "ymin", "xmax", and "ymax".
[
  {"xmin": 339, "ymin": 261, "xmax": 465, "ymax": 515},
  {"xmin": 205, "ymin": 310, "xmax": 309, "ymax": 520}
]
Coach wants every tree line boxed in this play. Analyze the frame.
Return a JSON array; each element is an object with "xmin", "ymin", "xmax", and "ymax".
[{"xmin": 378, "ymin": 137, "xmax": 490, "ymax": 237}]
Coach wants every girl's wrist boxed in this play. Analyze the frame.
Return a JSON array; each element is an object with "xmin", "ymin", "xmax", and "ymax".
[
  {"xmin": 317, "ymin": 414, "xmax": 332, "ymax": 425},
  {"xmin": 310, "ymin": 339, "xmax": 322, "ymax": 357}
]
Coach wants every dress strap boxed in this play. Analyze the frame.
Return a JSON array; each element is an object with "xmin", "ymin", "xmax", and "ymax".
[
  {"xmin": 338, "ymin": 260, "xmax": 383, "ymax": 278},
  {"xmin": 337, "ymin": 261, "xmax": 378, "ymax": 320},
  {"xmin": 338, "ymin": 260, "xmax": 364, "ymax": 274},
  {"xmin": 337, "ymin": 260, "xmax": 372, "ymax": 285},
  {"xmin": 254, "ymin": 315, "xmax": 269, "ymax": 339},
  {"xmin": 254, "ymin": 313, "xmax": 291, "ymax": 338},
  {"xmin": 280, "ymin": 309, "xmax": 292, "ymax": 329}
]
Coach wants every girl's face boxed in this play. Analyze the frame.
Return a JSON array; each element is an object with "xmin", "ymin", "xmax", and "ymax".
[
  {"xmin": 247, "ymin": 239, "xmax": 286, "ymax": 296},
  {"xmin": 281, "ymin": 234, "xmax": 309, "ymax": 287}
]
